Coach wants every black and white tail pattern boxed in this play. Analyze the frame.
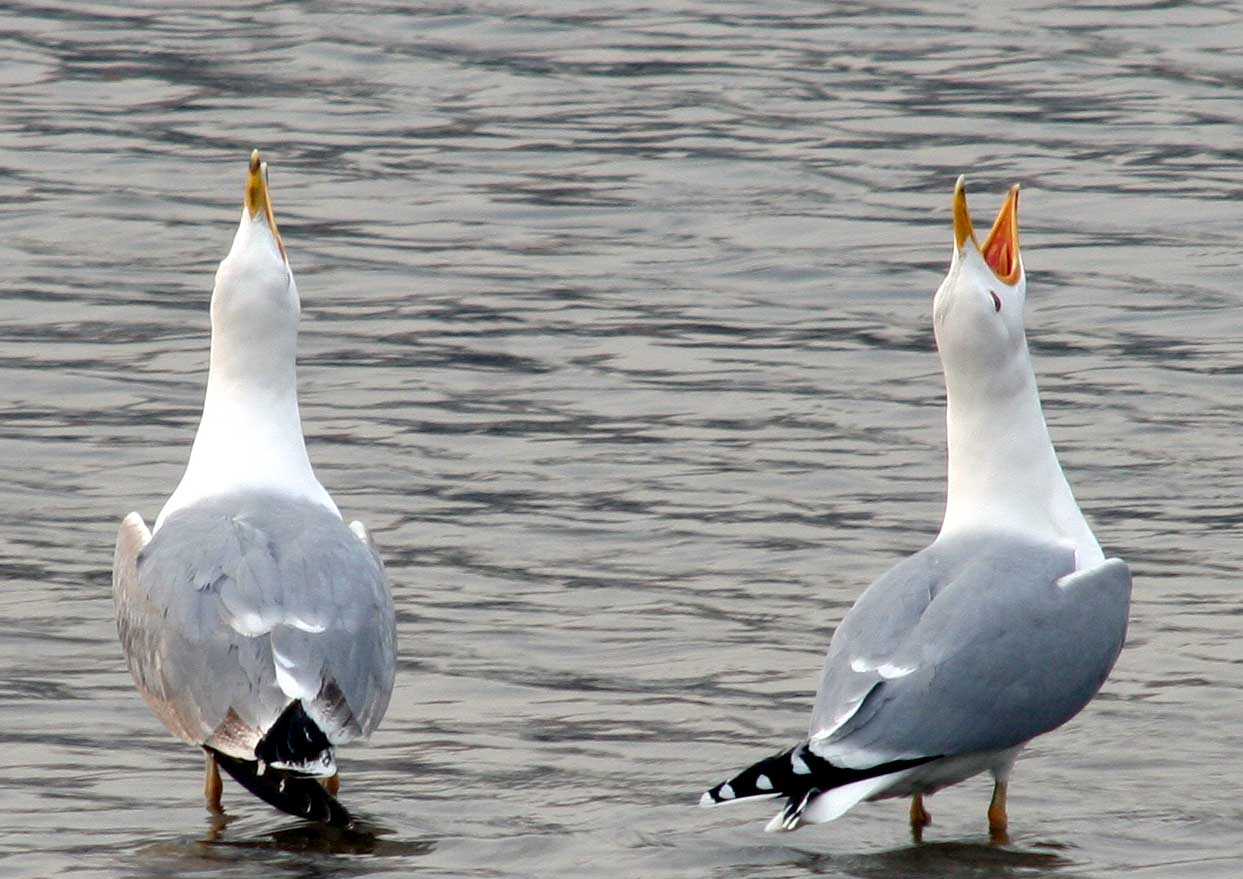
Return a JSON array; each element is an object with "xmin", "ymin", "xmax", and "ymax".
[
  {"xmin": 210, "ymin": 747, "xmax": 352, "ymax": 828},
  {"xmin": 208, "ymin": 700, "xmax": 350, "ymax": 828},
  {"xmin": 700, "ymin": 742, "xmax": 935, "ymax": 831},
  {"xmin": 255, "ymin": 700, "xmax": 335, "ymax": 776}
]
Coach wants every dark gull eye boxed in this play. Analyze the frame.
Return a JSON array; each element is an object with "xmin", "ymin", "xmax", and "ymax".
[{"xmin": 990, "ymin": 291, "xmax": 1001, "ymax": 312}]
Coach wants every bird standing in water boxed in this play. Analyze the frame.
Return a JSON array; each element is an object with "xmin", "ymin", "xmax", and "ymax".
[
  {"xmin": 700, "ymin": 178, "xmax": 1130, "ymax": 841},
  {"xmin": 113, "ymin": 151, "xmax": 396, "ymax": 829}
]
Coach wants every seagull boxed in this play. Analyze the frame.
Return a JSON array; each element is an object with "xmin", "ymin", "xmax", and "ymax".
[
  {"xmin": 700, "ymin": 177, "xmax": 1131, "ymax": 841},
  {"xmin": 113, "ymin": 151, "xmax": 396, "ymax": 829}
]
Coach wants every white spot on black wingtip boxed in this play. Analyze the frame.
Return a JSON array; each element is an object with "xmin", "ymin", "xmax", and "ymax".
[
  {"xmin": 698, "ymin": 791, "xmax": 714, "ymax": 807},
  {"xmin": 756, "ymin": 774, "xmax": 773, "ymax": 791},
  {"xmin": 791, "ymin": 752, "xmax": 810, "ymax": 775},
  {"xmin": 718, "ymin": 783, "xmax": 735, "ymax": 800}
]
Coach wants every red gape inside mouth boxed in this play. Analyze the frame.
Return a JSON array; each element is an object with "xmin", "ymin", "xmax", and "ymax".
[{"xmin": 981, "ymin": 186, "xmax": 1020, "ymax": 285}]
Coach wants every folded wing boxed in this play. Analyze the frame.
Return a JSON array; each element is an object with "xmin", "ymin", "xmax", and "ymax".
[
  {"xmin": 809, "ymin": 532, "xmax": 1131, "ymax": 769},
  {"xmin": 113, "ymin": 492, "xmax": 396, "ymax": 758}
]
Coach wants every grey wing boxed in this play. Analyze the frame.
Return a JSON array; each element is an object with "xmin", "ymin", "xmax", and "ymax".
[
  {"xmin": 810, "ymin": 535, "xmax": 1131, "ymax": 768},
  {"xmin": 114, "ymin": 510, "xmax": 209, "ymax": 744},
  {"xmin": 807, "ymin": 544, "xmax": 944, "ymax": 741},
  {"xmin": 265, "ymin": 516, "xmax": 396, "ymax": 742},
  {"xmin": 114, "ymin": 496, "xmax": 396, "ymax": 756}
]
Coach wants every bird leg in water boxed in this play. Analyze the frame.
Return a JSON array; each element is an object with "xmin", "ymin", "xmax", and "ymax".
[
  {"xmin": 204, "ymin": 751, "xmax": 223, "ymax": 813},
  {"xmin": 910, "ymin": 793, "xmax": 932, "ymax": 830},
  {"xmin": 988, "ymin": 780, "xmax": 1009, "ymax": 842},
  {"xmin": 321, "ymin": 773, "xmax": 340, "ymax": 797}
]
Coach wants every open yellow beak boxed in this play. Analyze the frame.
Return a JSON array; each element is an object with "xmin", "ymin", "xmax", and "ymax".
[
  {"xmin": 952, "ymin": 175, "xmax": 979, "ymax": 252},
  {"xmin": 953, "ymin": 176, "xmax": 1021, "ymax": 285},
  {"xmin": 243, "ymin": 149, "xmax": 287, "ymax": 262}
]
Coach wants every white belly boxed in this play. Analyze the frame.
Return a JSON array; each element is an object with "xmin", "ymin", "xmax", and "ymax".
[{"xmin": 868, "ymin": 745, "xmax": 1024, "ymax": 801}]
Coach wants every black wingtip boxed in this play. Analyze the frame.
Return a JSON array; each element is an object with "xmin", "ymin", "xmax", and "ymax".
[
  {"xmin": 208, "ymin": 747, "xmax": 353, "ymax": 828},
  {"xmin": 702, "ymin": 741, "xmax": 939, "ymax": 827},
  {"xmin": 702, "ymin": 744, "xmax": 805, "ymax": 807},
  {"xmin": 255, "ymin": 700, "xmax": 334, "ymax": 774}
]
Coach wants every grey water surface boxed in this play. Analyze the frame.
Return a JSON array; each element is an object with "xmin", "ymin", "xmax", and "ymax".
[{"xmin": 3, "ymin": 2, "xmax": 1243, "ymax": 877}]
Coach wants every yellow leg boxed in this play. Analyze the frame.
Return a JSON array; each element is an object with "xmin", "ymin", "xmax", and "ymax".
[
  {"xmin": 910, "ymin": 793, "xmax": 931, "ymax": 828},
  {"xmin": 909, "ymin": 793, "xmax": 931, "ymax": 841},
  {"xmin": 988, "ymin": 780, "xmax": 1009, "ymax": 842},
  {"xmin": 204, "ymin": 752, "xmax": 223, "ymax": 814},
  {"xmin": 321, "ymin": 773, "xmax": 340, "ymax": 797}
]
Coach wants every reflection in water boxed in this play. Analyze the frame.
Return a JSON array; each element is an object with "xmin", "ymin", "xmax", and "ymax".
[
  {"xmin": 204, "ymin": 818, "xmax": 431, "ymax": 858},
  {"xmin": 648, "ymin": 834, "xmax": 1079, "ymax": 879},
  {"xmin": 200, "ymin": 812, "xmax": 393, "ymax": 852},
  {"xmin": 3, "ymin": 1, "xmax": 1242, "ymax": 878},
  {"xmin": 123, "ymin": 818, "xmax": 433, "ymax": 879},
  {"xmin": 826, "ymin": 841, "xmax": 1076, "ymax": 879}
]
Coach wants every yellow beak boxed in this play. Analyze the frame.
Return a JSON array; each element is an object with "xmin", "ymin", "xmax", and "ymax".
[
  {"xmin": 952, "ymin": 175, "xmax": 978, "ymax": 251},
  {"xmin": 981, "ymin": 184, "xmax": 1021, "ymax": 285},
  {"xmin": 952, "ymin": 176, "xmax": 1021, "ymax": 285},
  {"xmin": 243, "ymin": 149, "xmax": 287, "ymax": 262}
]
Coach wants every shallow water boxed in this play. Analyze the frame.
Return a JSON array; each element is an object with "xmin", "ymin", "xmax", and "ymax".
[{"xmin": 4, "ymin": 1, "xmax": 1243, "ymax": 876}]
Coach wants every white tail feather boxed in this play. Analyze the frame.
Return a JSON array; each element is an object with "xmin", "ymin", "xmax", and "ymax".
[{"xmin": 765, "ymin": 767, "xmax": 917, "ymax": 832}]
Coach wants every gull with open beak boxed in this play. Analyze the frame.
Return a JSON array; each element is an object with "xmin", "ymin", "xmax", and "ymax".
[
  {"xmin": 112, "ymin": 151, "xmax": 396, "ymax": 828},
  {"xmin": 700, "ymin": 177, "xmax": 1131, "ymax": 841}
]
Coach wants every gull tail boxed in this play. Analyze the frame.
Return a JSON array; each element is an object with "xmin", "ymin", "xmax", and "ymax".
[
  {"xmin": 207, "ymin": 700, "xmax": 350, "ymax": 827},
  {"xmin": 255, "ymin": 700, "xmax": 337, "ymax": 777},
  {"xmin": 208, "ymin": 748, "xmax": 353, "ymax": 828},
  {"xmin": 700, "ymin": 742, "xmax": 936, "ymax": 832}
]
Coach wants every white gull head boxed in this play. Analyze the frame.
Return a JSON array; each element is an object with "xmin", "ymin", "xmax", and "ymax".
[
  {"xmin": 155, "ymin": 151, "xmax": 338, "ymax": 530},
  {"xmin": 932, "ymin": 176, "xmax": 1102, "ymax": 568}
]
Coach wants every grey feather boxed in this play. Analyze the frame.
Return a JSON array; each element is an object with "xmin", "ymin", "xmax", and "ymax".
[
  {"xmin": 113, "ymin": 492, "xmax": 396, "ymax": 759},
  {"xmin": 808, "ymin": 532, "xmax": 1130, "ymax": 768}
]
